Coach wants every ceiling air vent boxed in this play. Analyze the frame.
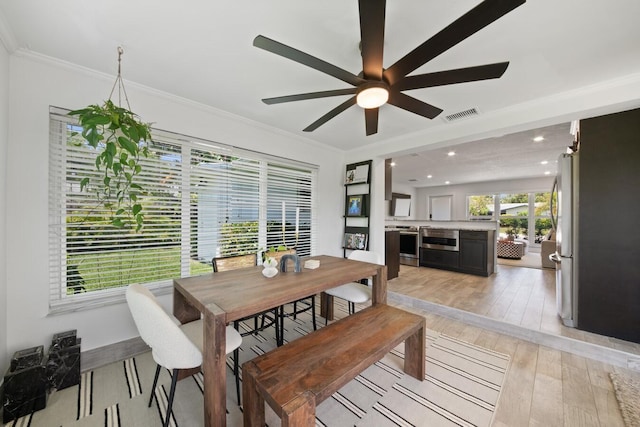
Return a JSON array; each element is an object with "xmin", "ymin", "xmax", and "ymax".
[{"xmin": 443, "ymin": 107, "xmax": 480, "ymax": 122}]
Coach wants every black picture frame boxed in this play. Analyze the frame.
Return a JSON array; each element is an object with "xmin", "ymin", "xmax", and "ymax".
[{"xmin": 345, "ymin": 194, "xmax": 367, "ymax": 217}]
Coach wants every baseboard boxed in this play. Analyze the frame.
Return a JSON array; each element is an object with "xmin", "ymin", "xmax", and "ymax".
[{"xmin": 81, "ymin": 336, "xmax": 149, "ymax": 372}]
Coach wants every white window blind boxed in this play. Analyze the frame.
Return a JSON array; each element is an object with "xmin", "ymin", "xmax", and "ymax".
[{"xmin": 49, "ymin": 106, "xmax": 317, "ymax": 312}]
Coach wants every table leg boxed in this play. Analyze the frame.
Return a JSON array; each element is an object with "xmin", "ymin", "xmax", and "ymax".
[
  {"xmin": 403, "ymin": 319, "xmax": 426, "ymax": 380},
  {"xmin": 203, "ymin": 304, "xmax": 227, "ymax": 427},
  {"xmin": 173, "ymin": 286, "xmax": 200, "ymax": 323},
  {"xmin": 371, "ymin": 265, "xmax": 388, "ymax": 305},
  {"xmin": 242, "ymin": 361, "xmax": 264, "ymax": 427},
  {"xmin": 320, "ymin": 292, "xmax": 334, "ymax": 321}
]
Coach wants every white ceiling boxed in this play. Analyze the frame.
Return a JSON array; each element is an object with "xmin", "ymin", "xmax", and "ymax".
[
  {"xmin": 391, "ymin": 122, "xmax": 574, "ymax": 187},
  {"xmin": 1, "ymin": 0, "xmax": 639, "ymax": 186}
]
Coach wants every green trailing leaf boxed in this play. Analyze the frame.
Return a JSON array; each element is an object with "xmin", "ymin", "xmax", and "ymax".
[
  {"xmin": 68, "ymin": 100, "xmax": 152, "ymax": 232},
  {"xmin": 80, "ymin": 177, "xmax": 90, "ymax": 191}
]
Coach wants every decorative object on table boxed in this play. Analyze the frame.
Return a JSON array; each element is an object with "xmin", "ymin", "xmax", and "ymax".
[
  {"xmin": 304, "ymin": 259, "xmax": 320, "ymax": 269},
  {"xmin": 3, "ymin": 346, "xmax": 48, "ymax": 423},
  {"xmin": 261, "ymin": 257, "xmax": 279, "ymax": 278},
  {"xmin": 46, "ymin": 330, "xmax": 81, "ymax": 390},
  {"xmin": 279, "ymin": 254, "xmax": 301, "ymax": 273},
  {"xmin": 68, "ymin": 47, "xmax": 152, "ymax": 231}
]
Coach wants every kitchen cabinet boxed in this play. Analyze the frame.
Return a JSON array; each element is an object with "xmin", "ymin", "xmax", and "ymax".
[
  {"xmin": 419, "ymin": 229, "xmax": 494, "ymax": 276},
  {"xmin": 385, "ymin": 231, "xmax": 400, "ymax": 280},
  {"xmin": 578, "ymin": 108, "xmax": 640, "ymax": 343},
  {"xmin": 459, "ymin": 230, "xmax": 495, "ymax": 277},
  {"xmin": 420, "ymin": 248, "xmax": 459, "ymax": 271}
]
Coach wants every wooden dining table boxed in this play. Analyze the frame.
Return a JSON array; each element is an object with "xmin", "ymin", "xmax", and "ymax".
[{"xmin": 172, "ymin": 254, "xmax": 388, "ymax": 427}]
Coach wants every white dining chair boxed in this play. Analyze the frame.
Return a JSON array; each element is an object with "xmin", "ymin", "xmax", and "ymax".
[
  {"xmin": 324, "ymin": 250, "xmax": 383, "ymax": 323},
  {"xmin": 125, "ymin": 284, "xmax": 242, "ymax": 427}
]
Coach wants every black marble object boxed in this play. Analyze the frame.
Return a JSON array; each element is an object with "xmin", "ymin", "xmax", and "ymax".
[
  {"xmin": 10, "ymin": 346, "xmax": 44, "ymax": 371},
  {"xmin": 3, "ymin": 349, "xmax": 48, "ymax": 423},
  {"xmin": 47, "ymin": 330, "xmax": 81, "ymax": 390}
]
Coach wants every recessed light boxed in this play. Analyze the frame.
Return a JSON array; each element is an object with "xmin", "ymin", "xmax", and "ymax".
[
  {"xmin": 445, "ymin": 181, "xmax": 451, "ymax": 184},
  {"xmin": 427, "ymin": 175, "xmax": 432, "ymax": 179},
  {"xmin": 544, "ymin": 171, "xmax": 551, "ymax": 175},
  {"xmin": 390, "ymin": 161, "xmax": 396, "ymax": 167},
  {"xmin": 540, "ymin": 160, "xmax": 548, "ymax": 165},
  {"xmin": 447, "ymin": 151, "xmax": 456, "ymax": 156},
  {"xmin": 533, "ymin": 136, "xmax": 545, "ymax": 142}
]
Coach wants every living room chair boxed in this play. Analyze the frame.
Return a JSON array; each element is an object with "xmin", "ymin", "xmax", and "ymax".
[
  {"xmin": 125, "ymin": 284, "xmax": 242, "ymax": 426},
  {"xmin": 324, "ymin": 250, "xmax": 382, "ymax": 324},
  {"xmin": 212, "ymin": 254, "xmax": 280, "ymax": 343}
]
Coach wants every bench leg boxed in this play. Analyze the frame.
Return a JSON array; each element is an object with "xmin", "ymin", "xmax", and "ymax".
[
  {"xmin": 403, "ymin": 319, "xmax": 426, "ymax": 380},
  {"xmin": 282, "ymin": 391, "xmax": 316, "ymax": 427},
  {"xmin": 242, "ymin": 362, "xmax": 265, "ymax": 427}
]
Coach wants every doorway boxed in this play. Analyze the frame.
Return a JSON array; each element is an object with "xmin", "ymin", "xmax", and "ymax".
[{"xmin": 429, "ymin": 195, "xmax": 452, "ymax": 220}]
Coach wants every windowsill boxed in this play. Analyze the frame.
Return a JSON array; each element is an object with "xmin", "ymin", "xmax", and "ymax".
[{"xmin": 47, "ymin": 281, "xmax": 174, "ymax": 316}]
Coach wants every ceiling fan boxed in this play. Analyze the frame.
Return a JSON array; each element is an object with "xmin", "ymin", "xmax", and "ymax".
[{"xmin": 254, "ymin": 0, "xmax": 526, "ymax": 136}]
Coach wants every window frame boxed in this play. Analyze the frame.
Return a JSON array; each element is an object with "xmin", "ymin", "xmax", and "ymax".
[{"xmin": 48, "ymin": 106, "xmax": 317, "ymax": 313}]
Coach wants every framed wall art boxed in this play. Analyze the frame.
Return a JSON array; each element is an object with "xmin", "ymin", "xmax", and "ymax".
[{"xmin": 345, "ymin": 194, "xmax": 368, "ymax": 217}]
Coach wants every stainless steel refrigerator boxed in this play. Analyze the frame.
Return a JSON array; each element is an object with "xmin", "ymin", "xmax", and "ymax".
[{"xmin": 550, "ymin": 151, "xmax": 578, "ymax": 327}]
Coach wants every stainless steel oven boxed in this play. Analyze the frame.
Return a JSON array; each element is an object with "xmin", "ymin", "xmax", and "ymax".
[
  {"xmin": 399, "ymin": 231, "xmax": 419, "ymax": 266},
  {"xmin": 421, "ymin": 228, "xmax": 459, "ymax": 251}
]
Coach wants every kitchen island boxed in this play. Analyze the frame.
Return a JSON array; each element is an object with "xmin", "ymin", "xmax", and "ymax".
[{"xmin": 386, "ymin": 220, "xmax": 498, "ymax": 277}]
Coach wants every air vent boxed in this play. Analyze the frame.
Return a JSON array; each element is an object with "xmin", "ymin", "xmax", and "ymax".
[
  {"xmin": 443, "ymin": 107, "xmax": 480, "ymax": 122},
  {"xmin": 408, "ymin": 179, "xmax": 418, "ymax": 182}
]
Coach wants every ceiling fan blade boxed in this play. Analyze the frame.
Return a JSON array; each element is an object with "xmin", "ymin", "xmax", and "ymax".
[
  {"xmin": 364, "ymin": 108, "xmax": 379, "ymax": 135},
  {"xmin": 254, "ymin": 35, "xmax": 365, "ymax": 87},
  {"xmin": 387, "ymin": 91, "xmax": 443, "ymax": 119},
  {"xmin": 359, "ymin": 0, "xmax": 386, "ymax": 80},
  {"xmin": 263, "ymin": 88, "xmax": 357, "ymax": 105},
  {"xmin": 303, "ymin": 97, "xmax": 357, "ymax": 132},
  {"xmin": 383, "ymin": 0, "xmax": 525, "ymax": 85},
  {"xmin": 394, "ymin": 62, "xmax": 509, "ymax": 91}
]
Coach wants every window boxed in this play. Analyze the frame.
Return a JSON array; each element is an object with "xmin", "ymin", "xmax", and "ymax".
[
  {"xmin": 467, "ymin": 191, "xmax": 553, "ymax": 243},
  {"xmin": 499, "ymin": 193, "xmax": 529, "ymax": 239},
  {"xmin": 49, "ymin": 107, "xmax": 317, "ymax": 311},
  {"xmin": 467, "ymin": 194, "xmax": 495, "ymax": 220}
]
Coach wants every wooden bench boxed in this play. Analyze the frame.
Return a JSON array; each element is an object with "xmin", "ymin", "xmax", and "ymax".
[{"xmin": 242, "ymin": 304, "xmax": 425, "ymax": 426}]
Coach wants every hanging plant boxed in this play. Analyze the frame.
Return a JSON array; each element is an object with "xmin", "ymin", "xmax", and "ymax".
[{"xmin": 68, "ymin": 47, "xmax": 152, "ymax": 231}]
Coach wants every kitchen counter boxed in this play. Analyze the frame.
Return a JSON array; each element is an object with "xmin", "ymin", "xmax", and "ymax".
[{"xmin": 385, "ymin": 220, "xmax": 498, "ymax": 232}]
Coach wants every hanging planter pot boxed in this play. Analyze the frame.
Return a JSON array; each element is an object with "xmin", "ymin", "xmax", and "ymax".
[{"xmin": 68, "ymin": 47, "xmax": 152, "ymax": 231}]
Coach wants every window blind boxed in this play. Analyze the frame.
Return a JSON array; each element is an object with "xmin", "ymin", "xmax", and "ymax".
[{"xmin": 48, "ymin": 106, "xmax": 317, "ymax": 312}]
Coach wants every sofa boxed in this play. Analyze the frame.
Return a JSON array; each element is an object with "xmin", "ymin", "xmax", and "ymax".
[{"xmin": 540, "ymin": 231, "xmax": 556, "ymax": 269}]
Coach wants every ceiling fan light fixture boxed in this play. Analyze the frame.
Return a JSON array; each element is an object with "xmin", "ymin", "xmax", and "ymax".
[{"xmin": 356, "ymin": 81, "xmax": 389, "ymax": 109}]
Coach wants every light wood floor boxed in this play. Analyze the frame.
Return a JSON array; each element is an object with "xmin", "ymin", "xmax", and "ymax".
[{"xmin": 386, "ymin": 263, "xmax": 639, "ymax": 426}]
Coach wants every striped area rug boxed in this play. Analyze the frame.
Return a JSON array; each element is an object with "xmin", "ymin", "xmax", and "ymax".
[{"xmin": 4, "ymin": 303, "xmax": 510, "ymax": 427}]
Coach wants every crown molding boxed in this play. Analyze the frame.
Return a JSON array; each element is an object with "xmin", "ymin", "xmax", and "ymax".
[{"xmin": 14, "ymin": 49, "xmax": 343, "ymax": 155}]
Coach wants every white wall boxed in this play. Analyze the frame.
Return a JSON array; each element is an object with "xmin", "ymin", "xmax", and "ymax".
[
  {"xmin": 415, "ymin": 177, "xmax": 553, "ymax": 220},
  {"xmin": 0, "ymin": 41, "xmax": 9, "ymax": 374},
  {"xmin": 4, "ymin": 51, "xmax": 346, "ymax": 357}
]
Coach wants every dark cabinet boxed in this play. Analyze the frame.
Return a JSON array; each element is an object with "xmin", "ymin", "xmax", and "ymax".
[
  {"xmin": 385, "ymin": 231, "xmax": 400, "ymax": 280},
  {"xmin": 459, "ymin": 230, "xmax": 494, "ymax": 277},
  {"xmin": 420, "ymin": 248, "xmax": 459, "ymax": 271},
  {"xmin": 578, "ymin": 108, "xmax": 640, "ymax": 343},
  {"xmin": 419, "ymin": 229, "xmax": 494, "ymax": 276}
]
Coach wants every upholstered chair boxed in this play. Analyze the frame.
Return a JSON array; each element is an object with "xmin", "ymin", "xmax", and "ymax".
[{"xmin": 125, "ymin": 283, "xmax": 242, "ymax": 426}]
